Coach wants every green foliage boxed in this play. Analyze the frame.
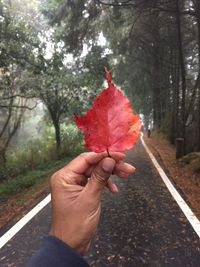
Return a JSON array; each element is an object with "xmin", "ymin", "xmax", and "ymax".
[
  {"xmin": 7, "ymin": 135, "xmax": 57, "ymax": 172},
  {"xmin": 0, "ymin": 170, "xmax": 47, "ymax": 199},
  {"xmin": 0, "ymin": 121, "xmax": 85, "ymax": 199},
  {"xmin": 0, "ymin": 0, "xmax": 40, "ymax": 68},
  {"xmin": 192, "ymin": 159, "xmax": 200, "ymax": 173},
  {"xmin": 181, "ymin": 152, "xmax": 200, "ymax": 173},
  {"xmin": 0, "ymin": 157, "xmax": 70, "ymax": 200},
  {"xmin": 42, "ymin": 0, "xmax": 99, "ymax": 54},
  {"xmin": 60, "ymin": 122, "xmax": 85, "ymax": 156},
  {"xmin": 181, "ymin": 152, "xmax": 200, "ymax": 164},
  {"xmin": 0, "ymin": 122, "xmax": 84, "ymax": 182}
]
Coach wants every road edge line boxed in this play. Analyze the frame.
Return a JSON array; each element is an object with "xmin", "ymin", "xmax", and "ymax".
[
  {"xmin": 1, "ymin": 136, "xmax": 200, "ymax": 249},
  {"xmin": 0, "ymin": 194, "xmax": 51, "ymax": 249},
  {"xmin": 141, "ymin": 134, "xmax": 200, "ymax": 238}
]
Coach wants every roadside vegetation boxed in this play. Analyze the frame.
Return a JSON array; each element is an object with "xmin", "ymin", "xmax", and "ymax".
[
  {"xmin": 0, "ymin": 159, "xmax": 66, "ymax": 200},
  {"xmin": 0, "ymin": 122, "xmax": 84, "ymax": 199},
  {"xmin": 1, "ymin": 0, "xmax": 200, "ymax": 202},
  {"xmin": 181, "ymin": 152, "xmax": 200, "ymax": 173}
]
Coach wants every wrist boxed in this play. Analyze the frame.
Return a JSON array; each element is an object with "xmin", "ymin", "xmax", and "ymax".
[{"xmin": 49, "ymin": 227, "xmax": 87, "ymax": 255}]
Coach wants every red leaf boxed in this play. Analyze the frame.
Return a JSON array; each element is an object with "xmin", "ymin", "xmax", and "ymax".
[{"xmin": 74, "ymin": 67, "xmax": 142, "ymax": 152}]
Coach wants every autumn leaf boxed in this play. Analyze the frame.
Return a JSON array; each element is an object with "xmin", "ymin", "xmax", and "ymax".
[{"xmin": 74, "ymin": 67, "xmax": 141, "ymax": 153}]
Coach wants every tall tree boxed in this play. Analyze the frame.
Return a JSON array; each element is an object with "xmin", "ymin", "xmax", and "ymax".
[{"xmin": 0, "ymin": 0, "xmax": 40, "ymax": 162}]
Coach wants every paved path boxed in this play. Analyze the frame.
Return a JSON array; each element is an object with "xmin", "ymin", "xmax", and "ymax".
[{"xmin": 0, "ymin": 141, "xmax": 200, "ymax": 266}]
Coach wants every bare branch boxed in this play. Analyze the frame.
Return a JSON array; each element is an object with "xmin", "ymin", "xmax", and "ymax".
[
  {"xmin": 0, "ymin": 102, "xmax": 38, "ymax": 110},
  {"xmin": 0, "ymin": 94, "xmax": 36, "ymax": 100},
  {"xmin": 97, "ymin": 0, "xmax": 134, "ymax": 6}
]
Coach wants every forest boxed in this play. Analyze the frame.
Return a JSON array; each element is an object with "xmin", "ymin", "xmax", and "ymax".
[{"xmin": 0, "ymin": 0, "xmax": 200, "ymax": 192}]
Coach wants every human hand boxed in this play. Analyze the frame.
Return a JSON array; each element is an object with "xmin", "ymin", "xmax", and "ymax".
[{"xmin": 49, "ymin": 152, "xmax": 135, "ymax": 255}]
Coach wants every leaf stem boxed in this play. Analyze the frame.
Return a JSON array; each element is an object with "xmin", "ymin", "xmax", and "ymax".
[
  {"xmin": 106, "ymin": 148, "xmax": 114, "ymax": 175},
  {"xmin": 107, "ymin": 148, "xmax": 111, "ymax": 158}
]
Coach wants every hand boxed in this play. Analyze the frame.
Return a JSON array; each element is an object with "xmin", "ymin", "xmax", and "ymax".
[{"xmin": 49, "ymin": 151, "xmax": 135, "ymax": 255}]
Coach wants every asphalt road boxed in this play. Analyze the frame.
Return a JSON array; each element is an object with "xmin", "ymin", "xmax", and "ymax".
[{"xmin": 0, "ymin": 141, "xmax": 200, "ymax": 267}]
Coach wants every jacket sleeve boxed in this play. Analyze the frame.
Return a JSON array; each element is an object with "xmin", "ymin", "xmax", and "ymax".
[{"xmin": 26, "ymin": 236, "xmax": 90, "ymax": 267}]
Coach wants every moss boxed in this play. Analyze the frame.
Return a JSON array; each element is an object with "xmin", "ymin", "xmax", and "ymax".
[
  {"xmin": 181, "ymin": 152, "xmax": 200, "ymax": 164},
  {"xmin": 192, "ymin": 158, "xmax": 200, "ymax": 173},
  {"xmin": 180, "ymin": 152, "xmax": 200, "ymax": 173}
]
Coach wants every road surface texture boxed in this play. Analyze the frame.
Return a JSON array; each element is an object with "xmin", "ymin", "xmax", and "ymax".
[{"xmin": 0, "ymin": 141, "xmax": 200, "ymax": 267}]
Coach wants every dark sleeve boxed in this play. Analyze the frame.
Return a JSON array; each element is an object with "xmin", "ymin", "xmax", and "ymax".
[{"xmin": 26, "ymin": 236, "xmax": 90, "ymax": 267}]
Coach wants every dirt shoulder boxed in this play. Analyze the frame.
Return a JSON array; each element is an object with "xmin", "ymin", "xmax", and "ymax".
[
  {"xmin": 0, "ymin": 176, "xmax": 50, "ymax": 234},
  {"xmin": 0, "ymin": 156, "xmax": 72, "ymax": 234},
  {"xmin": 144, "ymin": 134, "xmax": 200, "ymax": 220}
]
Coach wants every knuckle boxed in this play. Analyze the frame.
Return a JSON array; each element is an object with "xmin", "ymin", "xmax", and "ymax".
[
  {"xmin": 93, "ymin": 169, "xmax": 105, "ymax": 184},
  {"xmin": 77, "ymin": 152, "xmax": 88, "ymax": 161},
  {"xmin": 79, "ymin": 152, "xmax": 93, "ymax": 160},
  {"xmin": 79, "ymin": 152, "xmax": 88, "ymax": 158},
  {"xmin": 50, "ymin": 171, "xmax": 61, "ymax": 187}
]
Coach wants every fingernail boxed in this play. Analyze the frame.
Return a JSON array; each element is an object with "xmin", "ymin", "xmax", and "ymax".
[
  {"xmin": 102, "ymin": 158, "xmax": 115, "ymax": 173},
  {"xmin": 132, "ymin": 167, "xmax": 136, "ymax": 172},
  {"xmin": 113, "ymin": 184, "xmax": 118, "ymax": 193}
]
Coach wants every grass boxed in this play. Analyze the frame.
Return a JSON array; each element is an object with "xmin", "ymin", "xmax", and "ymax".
[
  {"xmin": 181, "ymin": 152, "xmax": 200, "ymax": 173},
  {"xmin": 0, "ymin": 122, "xmax": 86, "ymax": 200},
  {"xmin": 0, "ymin": 122, "xmax": 84, "ymax": 181},
  {"xmin": 0, "ymin": 157, "xmax": 70, "ymax": 200},
  {"xmin": 181, "ymin": 152, "xmax": 200, "ymax": 164}
]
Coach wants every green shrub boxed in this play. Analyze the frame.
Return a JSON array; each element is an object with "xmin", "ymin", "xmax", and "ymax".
[
  {"xmin": 60, "ymin": 122, "xmax": 84, "ymax": 156},
  {"xmin": 0, "ymin": 170, "xmax": 46, "ymax": 199},
  {"xmin": 181, "ymin": 152, "xmax": 200, "ymax": 164},
  {"xmin": 191, "ymin": 158, "xmax": 200, "ymax": 173},
  {"xmin": 0, "ymin": 121, "xmax": 84, "ymax": 182},
  {"xmin": 181, "ymin": 152, "xmax": 200, "ymax": 173},
  {"xmin": 0, "ymin": 157, "xmax": 70, "ymax": 200}
]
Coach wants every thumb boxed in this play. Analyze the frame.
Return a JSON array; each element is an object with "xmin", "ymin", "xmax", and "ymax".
[{"xmin": 84, "ymin": 157, "xmax": 116, "ymax": 197}]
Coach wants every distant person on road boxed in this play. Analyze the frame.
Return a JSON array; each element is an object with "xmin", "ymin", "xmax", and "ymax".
[
  {"xmin": 27, "ymin": 151, "xmax": 135, "ymax": 267},
  {"xmin": 147, "ymin": 128, "xmax": 151, "ymax": 138}
]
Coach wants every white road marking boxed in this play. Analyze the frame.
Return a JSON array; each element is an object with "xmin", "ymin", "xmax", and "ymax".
[
  {"xmin": 141, "ymin": 134, "xmax": 200, "ymax": 238},
  {"xmin": 0, "ymin": 194, "xmax": 51, "ymax": 249},
  {"xmin": 1, "ymin": 136, "xmax": 200, "ymax": 250}
]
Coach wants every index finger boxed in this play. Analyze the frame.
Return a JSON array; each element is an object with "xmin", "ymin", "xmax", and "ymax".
[{"xmin": 64, "ymin": 151, "xmax": 125, "ymax": 175}]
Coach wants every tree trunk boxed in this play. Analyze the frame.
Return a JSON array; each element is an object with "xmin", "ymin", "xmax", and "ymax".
[
  {"xmin": 175, "ymin": 0, "xmax": 186, "ymax": 153},
  {"xmin": 50, "ymin": 114, "xmax": 61, "ymax": 157},
  {"xmin": 198, "ymin": 95, "xmax": 200, "ymax": 150},
  {"xmin": 0, "ymin": 149, "xmax": 7, "ymax": 163},
  {"xmin": 47, "ymin": 104, "xmax": 61, "ymax": 157},
  {"xmin": 195, "ymin": 2, "xmax": 200, "ymax": 150},
  {"xmin": 152, "ymin": 11, "xmax": 162, "ymax": 130}
]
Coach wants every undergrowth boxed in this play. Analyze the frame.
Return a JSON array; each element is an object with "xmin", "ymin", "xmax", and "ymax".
[
  {"xmin": 0, "ymin": 122, "xmax": 85, "ymax": 199},
  {"xmin": 181, "ymin": 152, "xmax": 200, "ymax": 173},
  {"xmin": 0, "ymin": 122, "xmax": 84, "ymax": 181},
  {"xmin": 0, "ymin": 157, "xmax": 70, "ymax": 200}
]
